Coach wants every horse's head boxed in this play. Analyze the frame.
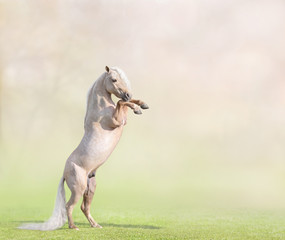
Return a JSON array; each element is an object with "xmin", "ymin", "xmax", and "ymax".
[{"xmin": 104, "ymin": 66, "xmax": 132, "ymax": 102}]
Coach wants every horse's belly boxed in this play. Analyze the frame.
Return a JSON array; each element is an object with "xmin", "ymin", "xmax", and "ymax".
[{"xmin": 80, "ymin": 128, "xmax": 123, "ymax": 171}]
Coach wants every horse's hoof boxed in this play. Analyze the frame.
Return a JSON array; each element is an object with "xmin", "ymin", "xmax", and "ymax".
[
  {"xmin": 140, "ymin": 104, "xmax": 149, "ymax": 109},
  {"xmin": 91, "ymin": 223, "xmax": 102, "ymax": 228},
  {"xmin": 96, "ymin": 224, "xmax": 102, "ymax": 228},
  {"xmin": 134, "ymin": 109, "xmax": 142, "ymax": 114},
  {"xmin": 69, "ymin": 225, "xmax": 79, "ymax": 230}
]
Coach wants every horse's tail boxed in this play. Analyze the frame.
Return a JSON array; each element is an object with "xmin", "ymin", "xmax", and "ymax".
[{"xmin": 18, "ymin": 177, "xmax": 67, "ymax": 231}]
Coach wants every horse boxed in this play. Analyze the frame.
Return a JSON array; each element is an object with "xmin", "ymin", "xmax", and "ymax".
[{"xmin": 18, "ymin": 66, "xmax": 149, "ymax": 231}]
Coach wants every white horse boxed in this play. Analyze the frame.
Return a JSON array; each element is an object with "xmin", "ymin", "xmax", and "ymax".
[{"xmin": 19, "ymin": 66, "xmax": 148, "ymax": 230}]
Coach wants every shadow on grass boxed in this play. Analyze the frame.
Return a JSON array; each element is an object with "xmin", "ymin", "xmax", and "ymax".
[
  {"xmin": 14, "ymin": 221, "xmax": 161, "ymax": 230},
  {"xmin": 101, "ymin": 223, "xmax": 161, "ymax": 229},
  {"xmin": 77, "ymin": 222, "xmax": 161, "ymax": 230}
]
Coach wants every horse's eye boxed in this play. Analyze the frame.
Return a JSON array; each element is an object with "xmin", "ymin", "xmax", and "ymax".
[{"xmin": 112, "ymin": 79, "xmax": 117, "ymax": 82}]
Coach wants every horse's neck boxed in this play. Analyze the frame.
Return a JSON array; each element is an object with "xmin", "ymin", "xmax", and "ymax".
[
  {"xmin": 84, "ymin": 74, "xmax": 114, "ymax": 129},
  {"xmin": 92, "ymin": 75, "xmax": 113, "ymax": 107}
]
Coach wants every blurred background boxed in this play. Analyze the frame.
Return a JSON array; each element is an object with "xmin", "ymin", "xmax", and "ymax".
[{"xmin": 0, "ymin": 0, "xmax": 285, "ymax": 212}]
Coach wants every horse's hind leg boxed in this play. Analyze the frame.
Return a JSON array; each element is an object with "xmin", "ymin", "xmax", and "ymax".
[
  {"xmin": 66, "ymin": 191, "xmax": 83, "ymax": 230},
  {"xmin": 65, "ymin": 164, "xmax": 87, "ymax": 230},
  {"xmin": 81, "ymin": 174, "xmax": 102, "ymax": 228}
]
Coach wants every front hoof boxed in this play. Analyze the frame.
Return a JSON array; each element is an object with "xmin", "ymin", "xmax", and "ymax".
[
  {"xmin": 134, "ymin": 109, "xmax": 142, "ymax": 114},
  {"xmin": 140, "ymin": 104, "xmax": 149, "ymax": 109}
]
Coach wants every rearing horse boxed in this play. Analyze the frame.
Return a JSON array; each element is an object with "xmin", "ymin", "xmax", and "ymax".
[{"xmin": 19, "ymin": 66, "xmax": 148, "ymax": 231}]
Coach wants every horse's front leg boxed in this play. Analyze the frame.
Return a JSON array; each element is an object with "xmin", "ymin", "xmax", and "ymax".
[
  {"xmin": 130, "ymin": 99, "xmax": 149, "ymax": 110},
  {"xmin": 111, "ymin": 100, "xmax": 142, "ymax": 127}
]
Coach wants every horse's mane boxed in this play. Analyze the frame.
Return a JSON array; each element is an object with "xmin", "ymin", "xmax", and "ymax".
[{"xmin": 84, "ymin": 73, "xmax": 105, "ymax": 126}]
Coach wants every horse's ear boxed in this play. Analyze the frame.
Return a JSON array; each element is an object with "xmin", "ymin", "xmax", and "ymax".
[{"xmin": 105, "ymin": 66, "xmax": 110, "ymax": 73}]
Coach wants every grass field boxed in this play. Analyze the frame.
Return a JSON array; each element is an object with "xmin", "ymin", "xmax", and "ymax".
[
  {"xmin": 1, "ymin": 125, "xmax": 285, "ymax": 240},
  {"xmin": 2, "ymin": 202, "xmax": 285, "ymax": 240},
  {"xmin": 1, "ymin": 180, "xmax": 285, "ymax": 240}
]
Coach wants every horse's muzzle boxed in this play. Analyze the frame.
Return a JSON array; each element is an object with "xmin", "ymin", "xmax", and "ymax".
[{"xmin": 122, "ymin": 92, "xmax": 131, "ymax": 102}]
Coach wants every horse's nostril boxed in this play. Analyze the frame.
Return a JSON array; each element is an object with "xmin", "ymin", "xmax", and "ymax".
[{"xmin": 122, "ymin": 92, "xmax": 131, "ymax": 101}]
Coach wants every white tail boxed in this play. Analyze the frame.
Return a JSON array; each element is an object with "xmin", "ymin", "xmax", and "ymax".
[{"xmin": 18, "ymin": 177, "xmax": 67, "ymax": 231}]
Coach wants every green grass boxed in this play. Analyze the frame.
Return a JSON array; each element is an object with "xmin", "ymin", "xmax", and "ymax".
[
  {"xmin": 1, "ymin": 133, "xmax": 285, "ymax": 240},
  {"xmin": 1, "ymin": 185, "xmax": 285, "ymax": 240}
]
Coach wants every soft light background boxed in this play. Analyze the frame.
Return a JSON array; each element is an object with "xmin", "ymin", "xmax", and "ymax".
[{"xmin": 0, "ymin": 0, "xmax": 285, "ymax": 213}]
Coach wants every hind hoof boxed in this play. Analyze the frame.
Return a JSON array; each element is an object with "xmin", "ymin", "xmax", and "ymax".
[
  {"xmin": 69, "ymin": 225, "xmax": 79, "ymax": 230},
  {"xmin": 140, "ymin": 104, "xmax": 149, "ymax": 109},
  {"xmin": 91, "ymin": 223, "xmax": 102, "ymax": 228}
]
